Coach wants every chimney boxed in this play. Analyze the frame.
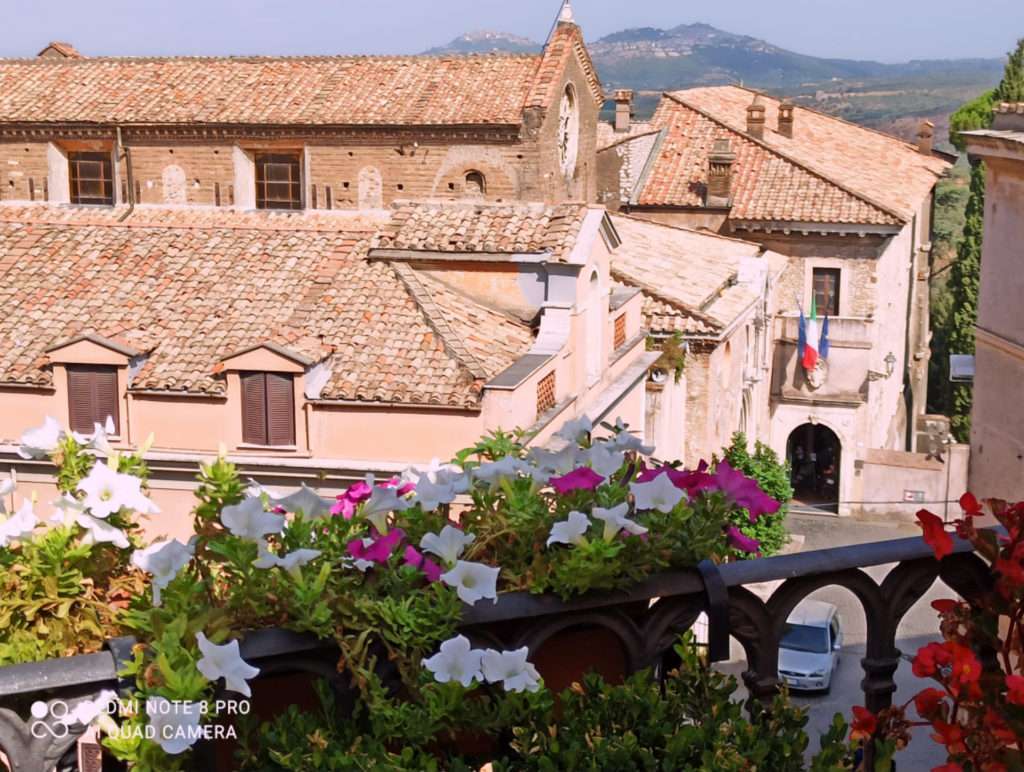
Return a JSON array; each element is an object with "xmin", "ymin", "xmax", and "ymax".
[
  {"xmin": 777, "ymin": 99, "xmax": 795, "ymax": 138},
  {"xmin": 916, "ymin": 120, "xmax": 935, "ymax": 155},
  {"xmin": 36, "ymin": 41, "xmax": 84, "ymax": 59},
  {"xmin": 746, "ymin": 95, "xmax": 766, "ymax": 140},
  {"xmin": 706, "ymin": 138, "xmax": 736, "ymax": 207},
  {"xmin": 613, "ymin": 89, "xmax": 634, "ymax": 133}
]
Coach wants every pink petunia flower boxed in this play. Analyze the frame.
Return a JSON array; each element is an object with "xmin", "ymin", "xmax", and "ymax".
[
  {"xmin": 347, "ymin": 527, "xmax": 406, "ymax": 564},
  {"xmin": 403, "ymin": 545, "xmax": 442, "ymax": 582},
  {"xmin": 549, "ymin": 467, "xmax": 604, "ymax": 494},
  {"xmin": 712, "ymin": 461, "xmax": 781, "ymax": 521},
  {"xmin": 725, "ymin": 526, "xmax": 761, "ymax": 554},
  {"xmin": 331, "ymin": 479, "xmax": 374, "ymax": 518}
]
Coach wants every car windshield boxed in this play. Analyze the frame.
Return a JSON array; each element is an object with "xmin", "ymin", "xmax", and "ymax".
[{"xmin": 780, "ymin": 622, "xmax": 829, "ymax": 654}]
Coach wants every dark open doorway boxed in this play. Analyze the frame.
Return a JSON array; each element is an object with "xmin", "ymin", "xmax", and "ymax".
[{"xmin": 786, "ymin": 423, "xmax": 841, "ymax": 509}]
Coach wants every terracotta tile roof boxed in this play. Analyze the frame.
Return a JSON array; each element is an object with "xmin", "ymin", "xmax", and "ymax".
[
  {"xmin": 371, "ymin": 201, "xmax": 590, "ymax": 261},
  {"xmin": 609, "ymin": 214, "xmax": 763, "ymax": 337},
  {"xmin": 0, "ymin": 204, "xmax": 532, "ymax": 407},
  {"xmin": 525, "ymin": 23, "xmax": 604, "ymax": 111},
  {"xmin": 636, "ymin": 86, "xmax": 949, "ymax": 226},
  {"xmin": 0, "ymin": 53, "xmax": 545, "ymax": 126}
]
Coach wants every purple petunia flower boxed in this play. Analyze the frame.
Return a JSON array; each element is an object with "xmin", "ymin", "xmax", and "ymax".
[
  {"xmin": 726, "ymin": 526, "xmax": 761, "ymax": 554},
  {"xmin": 347, "ymin": 527, "xmax": 406, "ymax": 564},
  {"xmin": 713, "ymin": 461, "xmax": 781, "ymax": 521},
  {"xmin": 403, "ymin": 545, "xmax": 442, "ymax": 582},
  {"xmin": 549, "ymin": 467, "xmax": 605, "ymax": 495},
  {"xmin": 332, "ymin": 479, "xmax": 374, "ymax": 518}
]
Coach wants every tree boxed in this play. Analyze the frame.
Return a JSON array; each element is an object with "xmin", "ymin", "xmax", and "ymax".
[{"xmin": 940, "ymin": 37, "xmax": 1024, "ymax": 440}]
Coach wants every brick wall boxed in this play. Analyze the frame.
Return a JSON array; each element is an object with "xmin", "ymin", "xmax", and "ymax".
[{"xmin": 0, "ymin": 142, "xmax": 50, "ymax": 202}]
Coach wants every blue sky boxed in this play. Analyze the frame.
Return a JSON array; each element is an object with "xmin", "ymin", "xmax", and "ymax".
[{"xmin": 3, "ymin": 0, "xmax": 1022, "ymax": 62}]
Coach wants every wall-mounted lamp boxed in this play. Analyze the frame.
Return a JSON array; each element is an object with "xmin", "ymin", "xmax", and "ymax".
[{"xmin": 884, "ymin": 351, "xmax": 897, "ymax": 378}]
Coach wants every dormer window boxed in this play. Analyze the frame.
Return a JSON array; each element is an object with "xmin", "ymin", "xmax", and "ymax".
[
  {"xmin": 255, "ymin": 152, "xmax": 302, "ymax": 210},
  {"xmin": 241, "ymin": 372, "xmax": 295, "ymax": 446},
  {"xmin": 464, "ymin": 170, "xmax": 486, "ymax": 196},
  {"xmin": 68, "ymin": 151, "xmax": 114, "ymax": 206}
]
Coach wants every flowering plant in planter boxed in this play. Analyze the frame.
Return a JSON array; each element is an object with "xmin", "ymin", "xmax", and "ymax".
[
  {"xmin": 849, "ymin": 494, "xmax": 1024, "ymax": 770},
  {"xmin": 0, "ymin": 415, "xmax": 784, "ymax": 769}
]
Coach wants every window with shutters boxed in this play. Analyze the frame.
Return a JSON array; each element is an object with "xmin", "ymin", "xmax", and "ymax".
[
  {"xmin": 240, "ymin": 372, "xmax": 296, "ymax": 446},
  {"xmin": 812, "ymin": 268, "xmax": 841, "ymax": 317},
  {"xmin": 67, "ymin": 366, "xmax": 120, "ymax": 436},
  {"xmin": 613, "ymin": 314, "xmax": 626, "ymax": 349},
  {"xmin": 255, "ymin": 152, "xmax": 303, "ymax": 210},
  {"xmin": 68, "ymin": 151, "xmax": 115, "ymax": 206}
]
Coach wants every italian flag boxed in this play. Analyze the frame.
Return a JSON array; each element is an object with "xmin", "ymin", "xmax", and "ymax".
[{"xmin": 801, "ymin": 297, "xmax": 820, "ymax": 370}]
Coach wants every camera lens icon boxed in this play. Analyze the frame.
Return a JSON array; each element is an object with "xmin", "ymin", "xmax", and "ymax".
[{"xmin": 29, "ymin": 700, "xmax": 70, "ymax": 739}]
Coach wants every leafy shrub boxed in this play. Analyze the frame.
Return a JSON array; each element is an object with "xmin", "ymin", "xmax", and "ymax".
[{"xmin": 720, "ymin": 432, "xmax": 793, "ymax": 557}]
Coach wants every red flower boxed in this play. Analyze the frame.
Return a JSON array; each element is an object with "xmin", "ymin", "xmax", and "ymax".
[
  {"xmin": 1006, "ymin": 674, "xmax": 1024, "ymax": 705},
  {"xmin": 931, "ymin": 764, "xmax": 964, "ymax": 772},
  {"xmin": 930, "ymin": 721, "xmax": 967, "ymax": 754},
  {"xmin": 959, "ymin": 492, "xmax": 983, "ymax": 516},
  {"xmin": 913, "ymin": 641, "xmax": 954, "ymax": 679},
  {"xmin": 917, "ymin": 509, "xmax": 954, "ymax": 560},
  {"xmin": 849, "ymin": 705, "xmax": 877, "ymax": 741},
  {"xmin": 931, "ymin": 598, "xmax": 960, "ymax": 615},
  {"xmin": 913, "ymin": 687, "xmax": 947, "ymax": 719},
  {"xmin": 995, "ymin": 557, "xmax": 1024, "ymax": 586},
  {"xmin": 986, "ymin": 708, "xmax": 1017, "ymax": 745},
  {"xmin": 947, "ymin": 642, "xmax": 981, "ymax": 698}
]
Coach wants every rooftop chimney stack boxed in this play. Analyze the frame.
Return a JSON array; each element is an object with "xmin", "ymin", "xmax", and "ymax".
[
  {"xmin": 746, "ymin": 95, "xmax": 766, "ymax": 140},
  {"xmin": 916, "ymin": 120, "xmax": 935, "ymax": 155},
  {"xmin": 778, "ymin": 99, "xmax": 795, "ymax": 138},
  {"xmin": 613, "ymin": 89, "xmax": 635, "ymax": 133},
  {"xmin": 706, "ymin": 138, "xmax": 736, "ymax": 207}
]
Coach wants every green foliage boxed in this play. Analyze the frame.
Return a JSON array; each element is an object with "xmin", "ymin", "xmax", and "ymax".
[
  {"xmin": 721, "ymin": 432, "xmax": 792, "ymax": 556},
  {"xmin": 946, "ymin": 162, "xmax": 985, "ymax": 441},
  {"xmin": 993, "ymin": 38, "xmax": 1024, "ymax": 103},
  {"xmin": 949, "ymin": 90, "xmax": 996, "ymax": 151},
  {"xmin": 649, "ymin": 331, "xmax": 687, "ymax": 382}
]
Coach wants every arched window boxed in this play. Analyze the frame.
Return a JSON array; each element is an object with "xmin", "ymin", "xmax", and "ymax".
[{"xmin": 464, "ymin": 170, "xmax": 486, "ymax": 196}]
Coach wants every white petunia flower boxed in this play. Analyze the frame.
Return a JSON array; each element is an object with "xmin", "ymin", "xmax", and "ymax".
[
  {"xmin": 17, "ymin": 416, "xmax": 63, "ymax": 460},
  {"xmin": 50, "ymin": 493, "xmax": 83, "ymax": 526},
  {"xmin": 0, "ymin": 498, "xmax": 38, "ymax": 547},
  {"xmin": 253, "ymin": 543, "xmax": 322, "ymax": 575},
  {"xmin": 472, "ymin": 456, "xmax": 527, "ymax": 487},
  {"xmin": 608, "ymin": 429, "xmax": 655, "ymax": 456},
  {"xmin": 546, "ymin": 510, "xmax": 591, "ymax": 547},
  {"xmin": 555, "ymin": 415, "xmax": 593, "ymax": 444},
  {"xmin": 586, "ymin": 443, "xmax": 626, "ymax": 477},
  {"xmin": 592, "ymin": 502, "xmax": 648, "ymax": 541},
  {"xmin": 412, "ymin": 477, "xmax": 458, "ymax": 512},
  {"xmin": 195, "ymin": 632, "xmax": 260, "ymax": 698},
  {"xmin": 480, "ymin": 647, "xmax": 541, "ymax": 693},
  {"xmin": 78, "ymin": 463, "xmax": 159, "ymax": 519},
  {"xmin": 421, "ymin": 634, "xmax": 484, "ymax": 688},
  {"xmin": 221, "ymin": 496, "xmax": 285, "ymax": 541},
  {"xmin": 420, "ymin": 525, "xmax": 475, "ymax": 565},
  {"xmin": 440, "ymin": 560, "xmax": 500, "ymax": 606},
  {"xmin": 269, "ymin": 483, "xmax": 331, "ymax": 519},
  {"xmin": 528, "ymin": 446, "xmax": 582, "ymax": 477},
  {"xmin": 145, "ymin": 697, "xmax": 203, "ymax": 755},
  {"xmin": 75, "ymin": 513, "xmax": 130, "ymax": 549},
  {"xmin": 630, "ymin": 473, "xmax": 685, "ymax": 513},
  {"xmin": 359, "ymin": 484, "xmax": 410, "ymax": 534},
  {"xmin": 131, "ymin": 538, "xmax": 195, "ymax": 606},
  {"xmin": 62, "ymin": 689, "xmax": 117, "ymax": 728}
]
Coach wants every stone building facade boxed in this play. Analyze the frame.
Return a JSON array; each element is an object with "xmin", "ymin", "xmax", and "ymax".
[
  {"xmin": 598, "ymin": 86, "xmax": 954, "ymax": 514},
  {"xmin": 962, "ymin": 103, "xmax": 1024, "ymax": 500}
]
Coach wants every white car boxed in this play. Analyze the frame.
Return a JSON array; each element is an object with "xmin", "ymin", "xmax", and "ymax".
[{"xmin": 778, "ymin": 599, "xmax": 843, "ymax": 694}]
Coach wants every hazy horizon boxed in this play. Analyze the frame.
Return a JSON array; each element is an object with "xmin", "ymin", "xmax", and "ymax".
[{"xmin": 3, "ymin": 0, "xmax": 1021, "ymax": 64}]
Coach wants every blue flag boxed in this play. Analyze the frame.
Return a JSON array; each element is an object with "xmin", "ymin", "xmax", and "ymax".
[
  {"xmin": 797, "ymin": 309, "xmax": 807, "ymax": 361},
  {"xmin": 819, "ymin": 316, "xmax": 830, "ymax": 360}
]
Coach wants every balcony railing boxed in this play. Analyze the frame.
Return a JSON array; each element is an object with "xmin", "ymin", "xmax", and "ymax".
[
  {"xmin": 0, "ymin": 531, "xmax": 992, "ymax": 772},
  {"xmin": 775, "ymin": 314, "xmax": 875, "ymax": 346}
]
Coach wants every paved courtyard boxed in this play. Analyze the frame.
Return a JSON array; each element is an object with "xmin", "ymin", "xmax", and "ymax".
[{"xmin": 715, "ymin": 513, "xmax": 950, "ymax": 769}]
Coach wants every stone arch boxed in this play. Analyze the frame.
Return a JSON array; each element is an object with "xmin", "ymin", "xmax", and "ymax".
[
  {"xmin": 357, "ymin": 166, "xmax": 382, "ymax": 209},
  {"xmin": 161, "ymin": 164, "xmax": 186, "ymax": 204},
  {"xmin": 786, "ymin": 420, "xmax": 842, "ymax": 510},
  {"xmin": 464, "ymin": 169, "xmax": 486, "ymax": 197}
]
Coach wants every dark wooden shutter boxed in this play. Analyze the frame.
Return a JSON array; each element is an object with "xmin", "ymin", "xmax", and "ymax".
[
  {"xmin": 241, "ymin": 372, "xmax": 268, "ymax": 445},
  {"xmin": 266, "ymin": 373, "xmax": 295, "ymax": 446},
  {"xmin": 67, "ymin": 366, "xmax": 119, "ymax": 435}
]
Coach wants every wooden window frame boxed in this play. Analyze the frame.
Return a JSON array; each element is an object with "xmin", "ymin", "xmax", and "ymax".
[
  {"xmin": 812, "ymin": 268, "xmax": 841, "ymax": 317},
  {"xmin": 240, "ymin": 372, "xmax": 296, "ymax": 447},
  {"xmin": 254, "ymin": 152, "xmax": 303, "ymax": 211},
  {"xmin": 66, "ymin": 365, "xmax": 120, "ymax": 436},
  {"xmin": 68, "ymin": 151, "xmax": 115, "ymax": 206}
]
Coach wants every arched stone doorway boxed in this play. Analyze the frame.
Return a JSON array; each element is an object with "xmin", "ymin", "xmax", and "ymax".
[{"xmin": 786, "ymin": 423, "xmax": 841, "ymax": 510}]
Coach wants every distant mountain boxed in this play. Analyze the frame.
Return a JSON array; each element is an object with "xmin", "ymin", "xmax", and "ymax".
[{"xmin": 423, "ymin": 31, "xmax": 540, "ymax": 56}]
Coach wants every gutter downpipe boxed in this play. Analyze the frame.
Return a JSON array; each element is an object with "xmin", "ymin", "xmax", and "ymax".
[{"xmin": 116, "ymin": 126, "xmax": 135, "ymax": 222}]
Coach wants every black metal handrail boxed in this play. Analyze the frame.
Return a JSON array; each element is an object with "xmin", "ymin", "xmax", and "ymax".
[{"xmin": 0, "ymin": 530, "xmax": 994, "ymax": 772}]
